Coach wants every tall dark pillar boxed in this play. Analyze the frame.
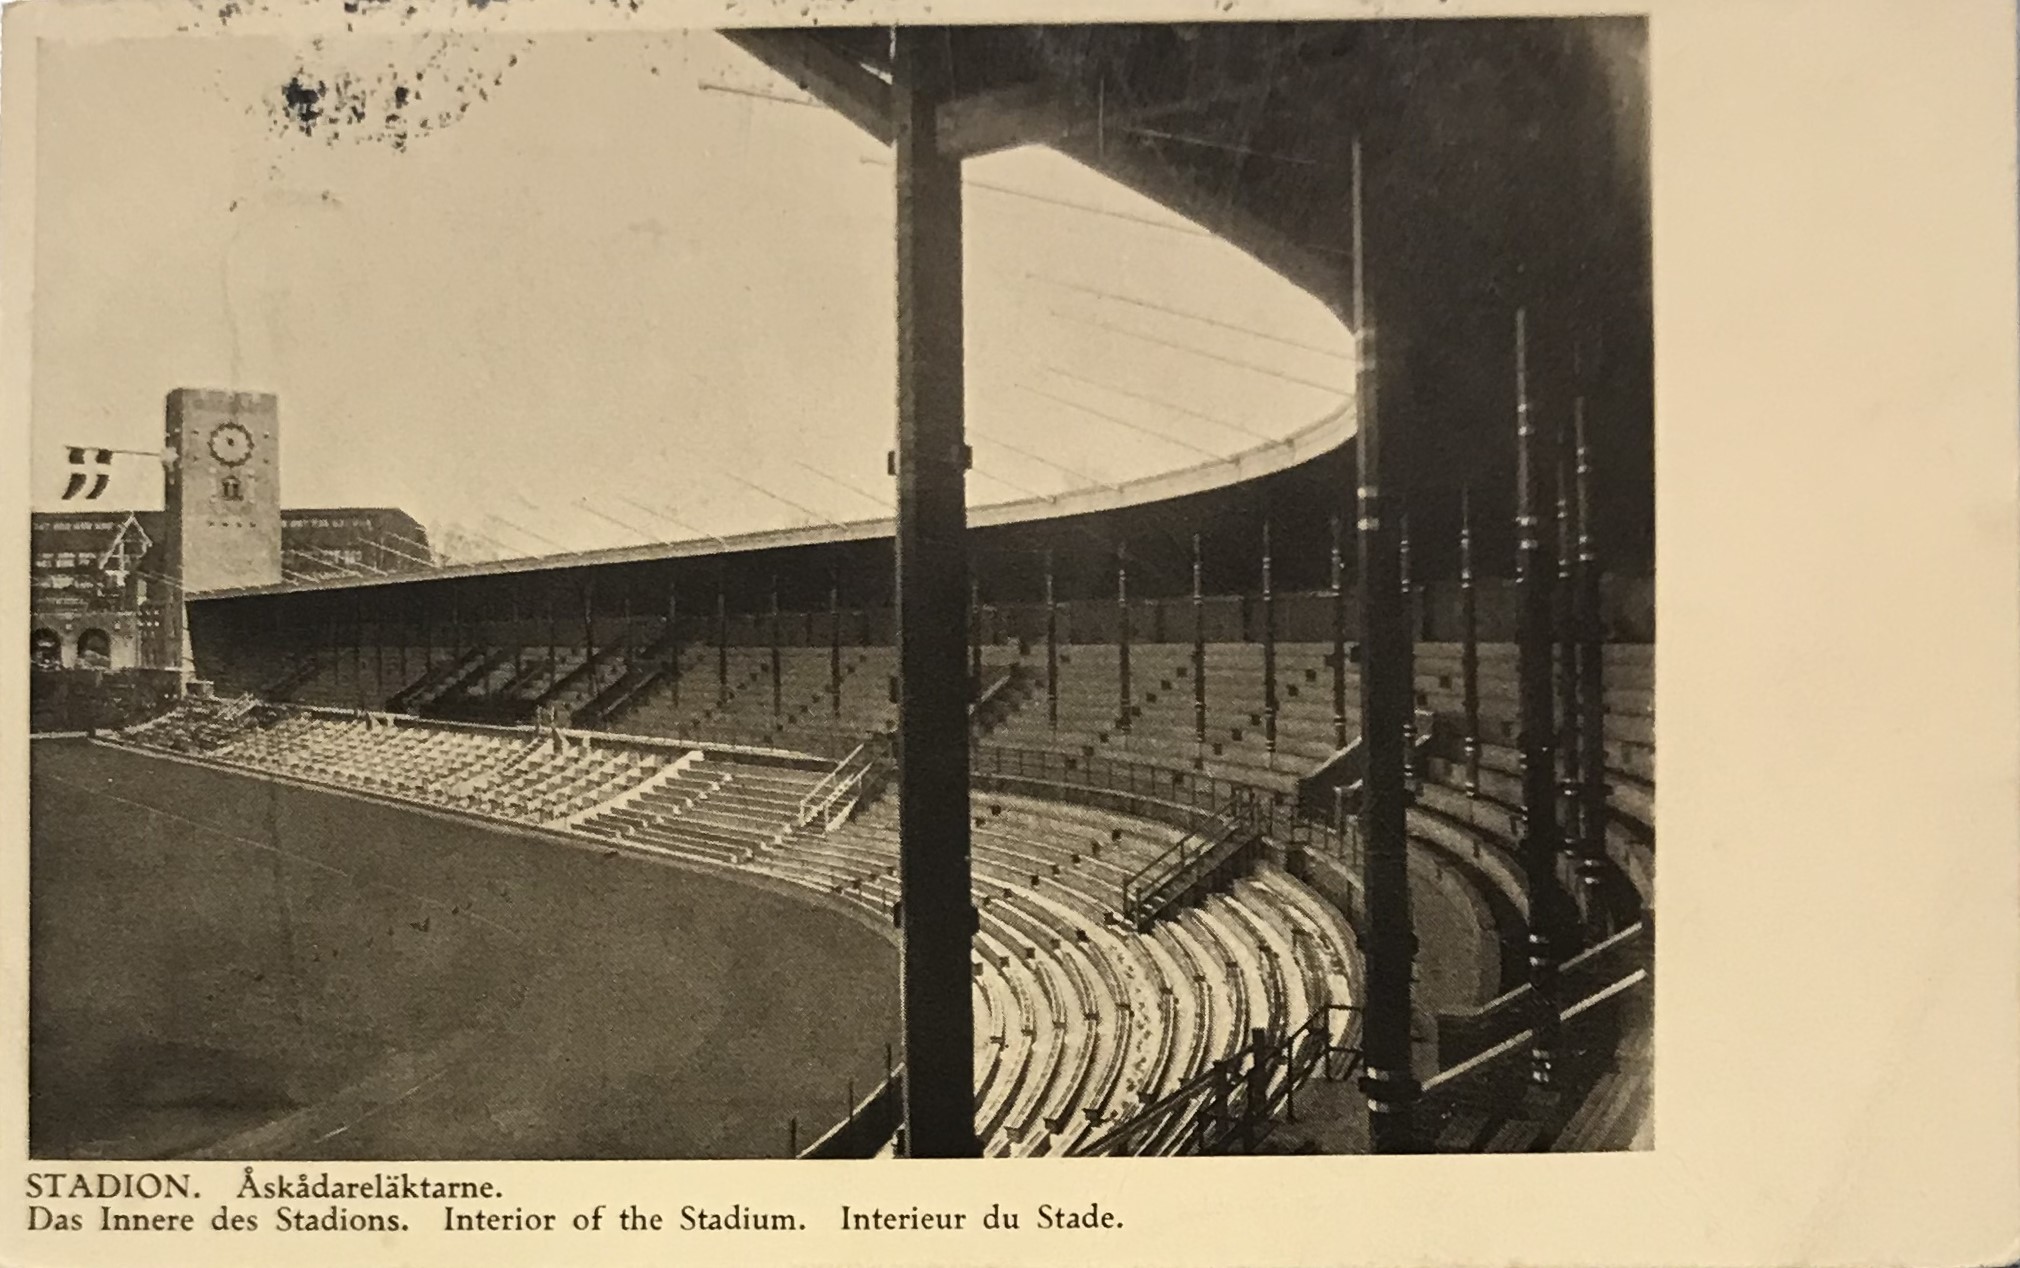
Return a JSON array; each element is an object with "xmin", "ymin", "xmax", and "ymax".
[
  {"xmin": 830, "ymin": 574, "xmax": 843, "ymax": 720},
  {"xmin": 668, "ymin": 584, "xmax": 681, "ymax": 712},
  {"xmin": 621, "ymin": 594, "xmax": 635, "ymax": 677},
  {"xmin": 545, "ymin": 596, "xmax": 557, "ymax": 681},
  {"xmin": 1350, "ymin": 141, "xmax": 1419, "ymax": 1152},
  {"xmin": 891, "ymin": 28, "xmax": 979, "ymax": 1159},
  {"xmin": 513, "ymin": 579, "xmax": 527, "ymax": 680},
  {"xmin": 1116, "ymin": 543, "xmax": 1131, "ymax": 734},
  {"xmin": 1514, "ymin": 308, "xmax": 1564, "ymax": 1088},
  {"xmin": 1261, "ymin": 519, "xmax": 1278, "ymax": 763},
  {"xmin": 1460, "ymin": 489, "xmax": 1482, "ymax": 797},
  {"xmin": 1556, "ymin": 410, "xmax": 1584, "ymax": 887},
  {"xmin": 1399, "ymin": 513, "xmax": 1416, "ymax": 789},
  {"xmin": 1331, "ymin": 512, "xmax": 1348, "ymax": 751},
  {"xmin": 1044, "ymin": 550, "xmax": 1059, "ymax": 731},
  {"xmin": 716, "ymin": 584, "xmax": 729, "ymax": 710},
  {"xmin": 1192, "ymin": 533, "xmax": 1208, "ymax": 755},
  {"xmin": 769, "ymin": 576, "xmax": 783, "ymax": 733},
  {"xmin": 969, "ymin": 576, "xmax": 983, "ymax": 702},
  {"xmin": 1574, "ymin": 402, "xmax": 1612, "ymax": 922}
]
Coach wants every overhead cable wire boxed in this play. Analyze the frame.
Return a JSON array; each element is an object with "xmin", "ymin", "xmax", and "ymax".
[
  {"xmin": 573, "ymin": 497, "xmax": 664, "ymax": 546},
  {"xmin": 856, "ymin": 155, "xmax": 1209, "ymax": 240},
  {"xmin": 1046, "ymin": 307, "xmax": 1350, "ymax": 396},
  {"xmin": 1044, "ymin": 365, "xmax": 1279, "ymax": 445},
  {"xmin": 696, "ymin": 81, "xmax": 827, "ymax": 109},
  {"xmin": 615, "ymin": 494, "xmax": 733, "ymax": 549},
  {"xmin": 483, "ymin": 513, "xmax": 571, "ymax": 555},
  {"xmin": 1117, "ymin": 125, "xmax": 1322, "ymax": 167},
  {"xmin": 1013, "ymin": 383, "xmax": 1227, "ymax": 461},
  {"xmin": 971, "ymin": 432, "xmax": 1119, "ymax": 490},
  {"xmin": 969, "ymin": 466, "xmax": 1055, "ymax": 504},
  {"xmin": 1030, "ymin": 272, "xmax": 1356, "ymax": 363},
  {"xmin": 791, "ymin": 458, "xmax": 894, "ymax": 514}
]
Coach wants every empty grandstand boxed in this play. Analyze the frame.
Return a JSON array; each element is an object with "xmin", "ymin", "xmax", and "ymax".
[{"xmin": 29, "ymin": 17, "xmax": 1652, "ymax": 1160}]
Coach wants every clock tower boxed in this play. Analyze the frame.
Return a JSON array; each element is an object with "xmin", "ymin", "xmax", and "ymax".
[{"xmin": 158, "ymin": 388, "xmax": 282, "ymax": 672}]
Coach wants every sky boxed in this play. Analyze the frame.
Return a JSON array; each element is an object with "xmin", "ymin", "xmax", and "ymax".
[{"xmin": 30, "ymin": 27, "xmax": 1355, "ymax": 566}]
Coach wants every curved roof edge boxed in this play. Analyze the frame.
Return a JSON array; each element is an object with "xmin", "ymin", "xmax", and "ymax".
[{"xmin": 199, "ymin": 399, "xmax": 1354, "ymax": 601}]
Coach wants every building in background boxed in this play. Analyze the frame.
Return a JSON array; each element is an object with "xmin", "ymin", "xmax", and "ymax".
[{"xmin": 30, "ymin": 389, "xmax": 431, "ymax": 673}]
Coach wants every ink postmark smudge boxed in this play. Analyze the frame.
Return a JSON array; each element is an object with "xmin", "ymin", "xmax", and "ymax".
[{"xmin": 266, "ymin": 36, "xmax": 528, "ymax": 153}]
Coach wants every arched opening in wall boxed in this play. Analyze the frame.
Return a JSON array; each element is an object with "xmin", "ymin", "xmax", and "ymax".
[
  {"xmin": 76, "ymin": 628, "xmax": 112, "ymax": 669},
  {"xmin": 31, "ymin": 628, "xmax": 62, "ymax": 670}
]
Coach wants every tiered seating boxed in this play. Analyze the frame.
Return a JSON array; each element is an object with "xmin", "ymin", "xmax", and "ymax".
[
  {"xmin": 120, "ymin": 694, "xmax": 264, "ymax": 753},
  {"xmin": 1413, "ymin": 642, "xmax": 1656, "ymax": 916},
  {"xmin": 600, "ymin": 644, "xmax": 1016, "ymax": 760},
  {"xmin": 575, "ymin": 760, "xmax": 827, "ymax": 866},
  {"xmin": 982, "ymin": 641, "xmax": 1352, "ymax": 793},
  {"xmin": 746, "ymin": 789, "xmax": 1361, "ymax": 1157},
  {"xmin": 138, "ymin": 708, "xmax": 675, "ymax": 830}
]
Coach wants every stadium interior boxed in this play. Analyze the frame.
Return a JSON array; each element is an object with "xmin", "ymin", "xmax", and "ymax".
[{"xmin": 29, "ymin": 18, "xmax": 1652, "ymax": 1159}]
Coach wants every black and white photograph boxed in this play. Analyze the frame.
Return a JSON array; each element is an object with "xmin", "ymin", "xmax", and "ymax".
[
  {"xmin": 19, "ymin": 15, "xmax": 1660, "ymax": 1165},
  {"xmin": 10, "ymin": 3, "xmax": 2018, "ymax": 1262}
]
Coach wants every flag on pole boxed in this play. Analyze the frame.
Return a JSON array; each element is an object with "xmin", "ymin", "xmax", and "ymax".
[{"xmin": 61, "ymin": 447, "xmax": 113, "ymax": 500}]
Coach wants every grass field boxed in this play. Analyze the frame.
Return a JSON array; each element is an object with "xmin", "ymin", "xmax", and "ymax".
[{"xmin": 29, "ymin": 740, "xmax": 902, "ymax": 1161}]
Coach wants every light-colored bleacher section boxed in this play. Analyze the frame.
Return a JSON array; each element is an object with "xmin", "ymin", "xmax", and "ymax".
[
  {"xmin": 184, "ymin": 711, "xmax": 675, "ymax": 827},
  {"xmin": 120, "ymin": 693, "xmax": 263, "ymax": 753},
  {"xmin": 574, "ymin": 759, "xmax": 828, "ymax": 866},
  {"xmin": 743, "ymin": 790, "xmax": 1361, "ymax": 1157}
]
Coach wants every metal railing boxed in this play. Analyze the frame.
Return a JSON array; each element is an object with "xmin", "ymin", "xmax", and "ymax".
[
  {"xmin": 795, "ymin": 734, "xmax": 889, "ymax": 829},
  {"xmin": 971, "ymin": 743, "xmax": 1361, "ymax": 868},
  {"xmin": 1071, "ymin": 1005, "xmax": 1361, "ymax": 1156},
  {"xmin": 1119, "ymin": 788, "xmax": 1264, "ymax": 929}
]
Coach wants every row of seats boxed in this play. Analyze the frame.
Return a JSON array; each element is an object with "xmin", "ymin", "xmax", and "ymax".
[
  {"xmin": 119, "ymin": 694, "xmax": 263, "ymax": 754},
  {"xmin": 980, "ymin": 640, "xmax": 1653, "ymax": 797},
  {"xmin": 601, "ymin": 646, "xmax": 1016, "ymax": 758},
  {"xmin": 130, "ymin": 706, "xmax": 677, "ymax": 828},
  {"xmin": 119, "ymin": 696, "xmax": 1367, "ymax": 1156},
  {"xmin": 744, "ymin": 791, "xmax": 1362, "ymax": 1157}
]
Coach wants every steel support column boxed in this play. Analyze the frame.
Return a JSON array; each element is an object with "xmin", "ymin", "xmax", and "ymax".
[
  {"xmin": 1556, "ymin": 413, "xmax": 1582, "ymax": 888},
  {"xmin": 891, "ymin": 28, "xmax": 979, "ymax": 1159},
  {"xmin": 1261, "ymin": 519, "xmax": 1278, "ymax": 763},
  {"xmin": 969, "ymin": 576, "xmax": 983, "ymax": 701},
  {"xmin": 1350, "ymin": 141, "xmax": 1419, "ymax": 1152},
  {"xmin": 1193, "ymin": 533, "xmax": 1208, "ymax": 756},
  {"xmin": 830, "ymin": 574, "xmax": 843, "ymax": 720},
  {"xmin": 1044, "ymin": 550, "xmax": 1059, "ymax": 730},
  {"xmin": 668, "ymin": 584, "xmax": 681, "ymax": 712},
  {"xmin": 716, "ymin": 584, "xmax": 729, "ymax": 710},
  {"xmin": 1574, "ymin": 402, "xmax": 1611, "ymax": 922},
  {"xmin": 1514, "ymin": 308, "xmax": 1564, "ymax": 1088},
  {"xmin": 1116, "ymin": 543, "xmax": 1132, "ymax": 734},
  {"xmin": 1331, "ymin": 512, "xmax": 1348, "ymax": 751},
  {"xmin": 1399, "ymin": 513, "xmax": 1416, "ymax": 789},
  {"xmin": 769, "ymin": 576, "xmax": 783, "ymax": 732},
  {"xmin": 1460, "ymin": 489, "xmax": 1481, "ymax": 797}
]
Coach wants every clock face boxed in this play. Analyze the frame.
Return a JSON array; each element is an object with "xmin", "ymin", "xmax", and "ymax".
[{"xmin": 208, "ymin": 421, "xmax": 254, "ymax": 467}]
